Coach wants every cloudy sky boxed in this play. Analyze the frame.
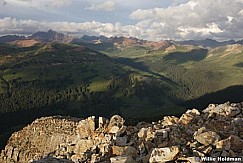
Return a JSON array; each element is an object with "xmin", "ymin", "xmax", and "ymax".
[{"xmin": 0, "ymin": 0, "xmax": 243, "ymax": 41}]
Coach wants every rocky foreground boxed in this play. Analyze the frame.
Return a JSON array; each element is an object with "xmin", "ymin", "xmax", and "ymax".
[{"xmin": 1, "ymin": 102, "xmax": 243, "ymax": 163}]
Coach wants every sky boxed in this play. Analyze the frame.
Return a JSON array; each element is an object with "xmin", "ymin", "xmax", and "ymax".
[{"xmin": 0, "ymin": 0, "xmax": 243, "ymax": 41}]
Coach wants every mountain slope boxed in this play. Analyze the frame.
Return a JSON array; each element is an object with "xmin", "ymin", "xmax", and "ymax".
[
  {"xmin": 0, "ymin": 43, "xmax": 120, "ymax": 112},
  {"xmin": 1, "ymin": 37, "xmax": 243, "ymax": 124},
  {"xmin": 71, "ymin": 40, "xmax": 243, "ymax": 117},
  {"xmin": 91, "ymin": 42, "xmax": 243, "ymax": 105},
  {"xmin": 1, "ymin": 34, "xmax": 243, "ymax": 153},
  {"xmin": 0, "ymin": 42, "xmax": 178, "ymax": 134},
  {"xmin": 177, "ymin": 38, "xmax": 236, "ymax": 48}
]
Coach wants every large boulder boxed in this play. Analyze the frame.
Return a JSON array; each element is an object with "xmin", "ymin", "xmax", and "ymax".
[
  {"xmin": 111, "ymin": 146, "xmax": 138, "ymax": 158},
  {"xmin": 107, "ymin": 115, "xmax": 126, "ymax": 136},
  {"xmin": 194, "ymin": 129, "xmax": 221, "ymax": 146},
  {"xmin": 77, "ymin": 116, "xmax": 95, "ymax": 139},
  {"xmin": 179, "ymin": 109, "xmax": 200, "ymax": 125},
  {"xmin": 162, "ymin": 116, "xmax": 179, "ymax": 126},
  {"xmin": 149, "ymin": 146, "xmax": 180, "ymax": 163}
]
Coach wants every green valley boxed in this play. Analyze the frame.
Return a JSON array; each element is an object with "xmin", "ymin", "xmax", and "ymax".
[
  {"xmin": 1, "ymin": 38, "xmax": 243, "ymax": 133},
  {"xmin": 85, "ymin": 41, "xmax": 243, "ymax": 108}
]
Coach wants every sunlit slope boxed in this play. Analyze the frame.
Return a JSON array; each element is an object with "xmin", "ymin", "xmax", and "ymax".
[
  {"xmin": 0, "ymin": 43, "xmax": 177, "ymax": 123},
  {"xmin": 1, "ymin": 42, "xmax": 243, "ymax": 127},
  {"xmin": 103, "ymin": 44, "xmax": 243, "ymax": 103},
  {"xmin": 0, "ymin": 43, "xmax": 123, "ymax": 113}
]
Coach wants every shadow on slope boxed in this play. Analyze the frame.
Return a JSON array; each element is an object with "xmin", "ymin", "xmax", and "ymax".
[
  {"xmin": 184, "ymin": 85, "xmax": 243, "ymax": 109},
  {"xmin": 234, "ymin": 62, "xmax": 243, "ymax": 67},
  {"xmin": 163, "ymin": 48, "xmax": 208, "ymax": 64}
]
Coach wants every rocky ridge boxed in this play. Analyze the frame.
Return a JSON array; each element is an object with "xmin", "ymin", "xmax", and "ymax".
[
  {"xmin": 1, "ymin": 102, "xmax": 243, "ymax": 162},
  {"xmin": 29, "ymin": 30, "xmax": 73, "ymax": 43}
]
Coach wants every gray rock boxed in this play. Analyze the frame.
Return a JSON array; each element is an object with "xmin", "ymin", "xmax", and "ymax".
[
  {"xmin": 155, "ymin": 129, "xmax": 169, "ymax": 139},
  {"xmin": 115, "ymin": 136, "xmax": 127, "ymax": 146}
]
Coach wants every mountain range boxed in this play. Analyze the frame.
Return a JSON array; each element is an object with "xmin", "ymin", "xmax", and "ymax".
[
  {"xmin": 0, "ymin": 30, "xmax": 243, "ymax": 150},
  {"xmin": 0, "ymin": 30, "xmax": 72, "ymax": 45},
  {"xmin": 1, "ymin": 29, "xmax": 243, "ymax": 48}
]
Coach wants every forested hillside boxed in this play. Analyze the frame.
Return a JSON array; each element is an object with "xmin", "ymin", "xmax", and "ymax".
[
  {"xmin": 1, "ymin": 39, "xmax": 243, "ymax": 150},
  {"xmin": 93, "ymin": 43, "xmax": 243, "ymax": 105},
  {"xmin": 0, "ymin": 43, "xmax": 175, "ymax": 132}
]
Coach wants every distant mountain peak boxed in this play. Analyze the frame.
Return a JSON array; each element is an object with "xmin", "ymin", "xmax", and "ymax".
[
  {"xmin": 28, "ymin": 29, "xmax": 72, "ymax": 43},
  {"xmin": 47, "ymin": 29, "xmax": 57, "ymax": 33},
  {"xmin": 0, "ymin": 35, "xmax": 26, "ymax": 43}
]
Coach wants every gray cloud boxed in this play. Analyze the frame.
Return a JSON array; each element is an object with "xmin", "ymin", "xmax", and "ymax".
[
  {"xmin": 4, "ymin": 0, "xmax": 70, "ymax": 8},
  {"xmin": 1, "ymin": 0, "xmax": 7, "ymax": 5}
]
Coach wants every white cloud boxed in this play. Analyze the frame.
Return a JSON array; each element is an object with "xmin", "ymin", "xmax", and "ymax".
[
  {"xmin": 48, "ymin": 0, "xmax": 70, "ymax": 8},
  {"xmin": 178, "ymin": 23, "xmax": 223, "ymax": 39},
  {"xmin": 129, "ymin": 0, "xmax": 243, "ymax": 40},
  {"xmin": 0, "ymin": 17, "xmax": 119, "ymax": 37},
  {"xmin": 227, "ymin": 16, "xmax": 234, "ymax": 23},
  {"xmin": 187, "ymin": 1, "xmax": 198, "ymax": 10},
  {"xmin": 86, "ymin": 0, "xmax": 115, "ymax": 12},
  {"xmin": 129, "ymin": 9, "xmax": 155, "ymax": 20},
  {"xmin": 0, "ymin": 16, "xmax": 149, "ymax": 40},
  {"xmin": 172, "ymin": 0, "xmax": 190, "ymax": 6},
  {"xmin": 0, "ymin": 0, "xmax": 243, "ymax": 41},
  {"xmin": 239, "ymin": 9, "xmax": 243, "ymax": 15}
]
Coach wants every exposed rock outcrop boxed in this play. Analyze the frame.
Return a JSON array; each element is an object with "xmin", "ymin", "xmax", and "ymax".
[{"xmin": 1, "ymin": 102, "xmax": 243, "ymax": 162}]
